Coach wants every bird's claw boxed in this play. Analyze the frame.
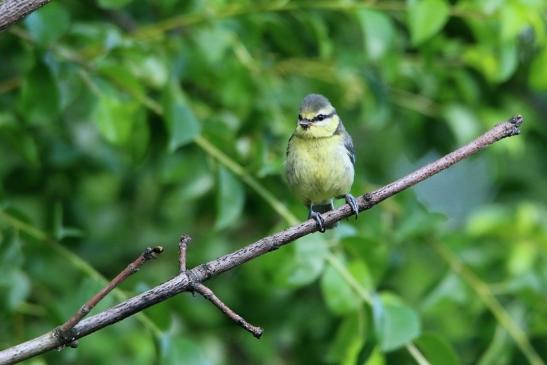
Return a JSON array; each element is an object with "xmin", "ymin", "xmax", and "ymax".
[
  {"xmin": 309, "ymin": 211, "xmax": 326, "ymax": 233},
  {"xmin": 345, "ymin": 194, "xmax": 359, "ymax": 219}
]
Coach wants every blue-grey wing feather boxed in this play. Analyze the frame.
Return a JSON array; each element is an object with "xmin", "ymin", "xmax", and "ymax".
[{"xmin": 335, "ymin": 120, "xmax": 355, "ymax": 165}]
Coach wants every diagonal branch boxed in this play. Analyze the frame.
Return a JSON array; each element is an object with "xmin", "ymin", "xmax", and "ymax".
[
  {"xmin": 193, "ymin": 283, "xmax": 264, "ymax": 338},
  {"xmin": 0, "ymin": 0, "xmax": 51, "ymax": 31},
  {"xmin": 0, "ymin": 115, "xmax": 523, "ymax": 365},
  {"xmin": 178, "ymin": 234, "xmax": 263, "ymax": 338},
  {"xmin": 56, "ymin": 246, "xmax": 164, "ymax": 345}
]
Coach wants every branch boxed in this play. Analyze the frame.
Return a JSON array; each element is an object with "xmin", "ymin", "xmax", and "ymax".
[
  {"xmin": 56, "ymin": 246, "xmax": 164, "ymax": 346},
  {"xmin": 178, "ymin": 234, "xmax": 263, "ymax": 338},
  {"xmin": 0, "ymin": 0, "xmax": 51, "ymax": 32},
  {"xmin": 0, "ymin": 116, "xmax": 523, "ymax": 365}
]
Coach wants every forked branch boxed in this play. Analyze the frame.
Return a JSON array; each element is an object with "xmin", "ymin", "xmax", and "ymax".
[{"xmin": 0, "ymin": 115, "xmax": 524, "ymax": 365}]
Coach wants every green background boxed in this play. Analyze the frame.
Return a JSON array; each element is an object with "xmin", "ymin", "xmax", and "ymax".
[{"xmin": 1, "ymin": 0, "xmax": 547, "ymax": 364}]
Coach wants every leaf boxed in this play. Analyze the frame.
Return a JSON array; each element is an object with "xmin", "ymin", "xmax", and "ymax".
[
  {"xmin": 0, "ymin": 231, "xmax": 23, "ymax": 268},
  {"xmin": 215, "ymin": 167, "xmax": 245, "ymax": 230},
  {"xmin": 93, "ymin": 83, "xmax": 142, "ymax": 146},
  {"xmin": 356, "ymin": 9, "xmax": 395, "ymax": 60},
  {"xmin": 497, "ymin": 41, "xmax": 518, "ymax": 82},
  {"xmin": 53, "ymin": 203, "xmax": 83, "ymax": 240},
  {"xmin": 320, "ymin": 258, "xmax": 371, "ymax": 315},
  {"xmin": 326, "ymin": 312, "xmax": 366, "ymax": 364},
  {"xmin": 97, "ymin": 0, "xmax": 134, "ymax": 10},
  {"xmin": 408, "ymin": 0, "xmax": 450, "ymax": 45},
  {"xmin": 373, "ymin": 293, "xmax": 421, "ymax": 351},
  {"xmin": 529, "ymin": 47, "xmax": 547, "ymax": 91},
  {"xmin": 415, "ymin": 333, "xmax": 459, "ymax": 365},
  {"xmin": 24, "ymin": 3, "xmax": 70, "ymax": 46},
  {"xmin": 477, "ymin": 326, "xmax": 512, "ymax": 365},
  {"xmin": 163, "ymin": 83, "xmax": 201, "ymax": 151},
  {"xmin": 286, "ymin": 235, "xmax": 327, "ymax": 286},
  {"xmin": 442, "ymin": 104, "xmax": 480, "ymax": 145},
  {"xmin": 0, "ymin": 270, "xmax": 30, "ymax": 310},
  {"xmin": 96, "ymin": 61, "xmax": 146, "ymax": 98},
  {"xmin": 18, "ymin": 63, "xmax": 60, "ymax": 125},
  {"xmin": 499, "ymin": 3, "xmax": 529, "ymax": 42},
  {"xmin": 2, "ymin": 125, "xmax": 40, "ymax": 168},
  {"xmin": 194, "ymin": 24, "xmax": 234, "ymax": 64},
  {"xmin": 364, "ymin": 347, "xmax": 386, "ymax": 365},
  {"xmin": 159, "ymin": 335, "xmax": 211, "ymax": 365}
]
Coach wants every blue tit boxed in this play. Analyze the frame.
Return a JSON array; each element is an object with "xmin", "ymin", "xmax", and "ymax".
[{"xmin": 285, "ymin": 94, "xmax": 358, "ymax": 232}]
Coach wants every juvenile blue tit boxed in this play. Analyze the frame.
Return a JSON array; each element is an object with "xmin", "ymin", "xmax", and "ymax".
[{"xmin": 285, "ymin": 94, "xmax": 358, "ymax": 232}]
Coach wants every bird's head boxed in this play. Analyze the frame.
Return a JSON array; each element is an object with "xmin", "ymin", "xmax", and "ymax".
[{"xmin": 294, "ymin": 94, "xmax": 340, "ymax": 138}]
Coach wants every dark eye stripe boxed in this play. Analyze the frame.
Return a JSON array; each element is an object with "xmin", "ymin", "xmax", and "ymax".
[{"xmin": 312, "ymin": 111, "xmax": 336, "ymax": 123}]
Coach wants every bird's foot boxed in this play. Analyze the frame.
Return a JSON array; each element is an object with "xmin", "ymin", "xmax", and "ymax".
[
  {"xmin": 309, "ymin": 210, "xmax": 326, "ymax": 233},
  {"xmin": 345, "ymin": 194, "xmax": 359, "ymax": 219}
]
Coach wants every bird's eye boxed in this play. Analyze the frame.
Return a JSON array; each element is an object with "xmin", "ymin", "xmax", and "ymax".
[{"xmin": 315, "ymin": 114, "xmax": 326, "ymax": 121}]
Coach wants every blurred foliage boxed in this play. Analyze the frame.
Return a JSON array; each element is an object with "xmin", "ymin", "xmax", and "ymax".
[{"xmin": 1, "ymin": 0, "xmax": 547, "ymax": 364}]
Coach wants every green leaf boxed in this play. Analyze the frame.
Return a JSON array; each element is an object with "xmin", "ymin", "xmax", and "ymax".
[
  {"xmin": 0, "ymin": 231, "xmax": 24, "ymax": 268},
  {"xmin": 24, "ymin": 3, "xmax": 70, "ymax": 46},
  {"xmin": 477, "ymin": 326, "xmax": 512, "ymax": 365},
  {"xmin": 18, "ymin": 63, "xmax": 60, "ymax": 125},
  {"xmin": 327, "ymin": 312, "xmax": 366, "ymax": 364},
  {"xmin": 1, "ymin": 125, "xmax": 40, "ymax": 168},
  {"xmin": 53, "ymin": 203, "xmax": 83, "ymax": 240},
  {"xmin": 373, "ymin": 293, "xmax": 421, "ymax": 351},
  {"xmin": 356, "ymin": 9, "xmax": 395, "ymax": 60},
  {"xmin": 408, "ymin": 0, "xmax": 450, "ymax": 45},
  {"xmin": 285, "ymin": 235, "xmax": 327, "ymax": 286},
  {"xmin": 96, "ymin": 61, "xmax": 146, "ymax": 98},
  {"xmin": 442, "ymin": 104, "xmax": 480, "ymax": 145},
  {"xmin": 529, "ymin": 47, "xmax": 547, "ymax": 91},
  {"xmin": 364, "ymin": 347, "xmax": 386, "ymax": 365},
  {"xmin": 159, "ymin": 335, "xmax": 211, "ymax": 365},
  {"xmin": 194, "ymin": 24, "xmax": 234, "ymax": 64},
  {"xmin": 415, "ymin": 333, "xmax": 459, "ymax": 365},
  {"xmin": 497, "ymin": 41, "xmax": 518, "ymax": 82},
  {"xmin": 0, "ymin": 270, "xmax": 30, "ymax": 310},
  {"xmin": 97, "ymin": 0, "xmax": 134, "ymax": 10},
  {"xmin": 499, "ymin": 3, "xmax": 529, "ymax": 42},
  {"xmin": 215, "ymin": 167, "xmax": 245, "ymax": 230},
  {"xmin": 93, "ymin": 83, "xmax": 142, "ymax": 146},
  {"xmin": 320, "ymin": 258, "xmax": 370, "ymax": 315},
  {"xmin": 163, "ymin": 83, "xmax": 201, "ymax": 151}
]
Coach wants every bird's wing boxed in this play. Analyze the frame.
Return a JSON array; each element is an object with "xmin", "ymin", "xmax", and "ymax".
[
  {"xmin": 335, "ymin": 121, "xmax": 355, "ymax": 165},
  {"xmin": 286, "ymin": 134, "xmax": 295, "ymax": 156}
]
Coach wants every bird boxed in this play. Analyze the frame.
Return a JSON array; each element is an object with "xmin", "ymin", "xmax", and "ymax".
[{"xmin": 285, "ymin": 94, "xmax": 359, "ymax": 232}]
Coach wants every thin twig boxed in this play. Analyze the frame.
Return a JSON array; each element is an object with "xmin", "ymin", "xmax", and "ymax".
[
  {"xmin": 57, "ymin": 246, "xmax": 164, "ymax": 340},
  {"xmin": 0, "ymin": 115, "xmax": 524, "ymax": 365},
  {"xmin": 178, "ymin": 234, "xmax": 263, "ymax": 337},
  {"xmin": 193, "ymin": 283, "xmax": 264, "ymax": 338},
  {"xmin": 178, "ymin": 234, "xmax": 191, "ymax": 272}
]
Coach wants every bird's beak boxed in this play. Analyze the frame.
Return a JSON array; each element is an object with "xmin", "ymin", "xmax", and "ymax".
[{"xmin": 298, "ymin": 120, "xmax": 311, "ymax": 130}]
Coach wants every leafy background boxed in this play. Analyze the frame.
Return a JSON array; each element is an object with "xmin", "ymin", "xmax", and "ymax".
[{"xmin": 1, "ymin": 0, "xmax": 547, "ymax": 364}]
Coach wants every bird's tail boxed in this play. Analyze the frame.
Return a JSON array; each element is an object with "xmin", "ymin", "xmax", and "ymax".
[{"xmin": 312, "ymin": 202, "xmax": 338, "ymax": 230}]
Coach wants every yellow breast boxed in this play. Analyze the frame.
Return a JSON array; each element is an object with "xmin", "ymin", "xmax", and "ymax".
[{"xmin": 286, "ymin": 134, "xmax": 354, "ymax": 204}]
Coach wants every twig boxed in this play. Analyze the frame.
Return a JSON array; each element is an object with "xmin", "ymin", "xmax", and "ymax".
[
  {"xmin": 178, "ymin": 234, "xmax": 191, "ymax": 272},
  {"xmin": 178, "ymin": 234, "xmax": 263, "ymax": 338},
  {"xmin": 193, "ymin": 283, "xmax": 264, "ymax": 338},
  {"xmin": 0, "ymin": 0, "xmax": 51, "ymax": 31},
  {"xmin": 0, "ymin": 115, "xmax": 524, "ymax": 365},
  {"xmin": 56, "ymin": 246, "xmax": 164, "ymax": 345}
]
